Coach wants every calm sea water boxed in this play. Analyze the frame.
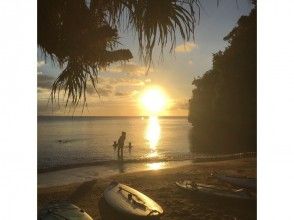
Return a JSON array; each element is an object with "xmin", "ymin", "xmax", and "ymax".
[{"xmin": 38, "ymin": 116, "xmax": 193, "ymax": 169}]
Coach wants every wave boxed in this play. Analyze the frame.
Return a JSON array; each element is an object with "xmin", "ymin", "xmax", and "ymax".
[{"xmin": 38, "ymin": 152, "xmax": 256, "ymax": 174}]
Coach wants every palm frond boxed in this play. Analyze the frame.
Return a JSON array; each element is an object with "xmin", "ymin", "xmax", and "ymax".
[{"xmin": 38, "ymin": 0, "xmax": 200, "ymax": 107}]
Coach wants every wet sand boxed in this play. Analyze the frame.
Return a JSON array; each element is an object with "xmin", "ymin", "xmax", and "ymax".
[
  {"xmin": 38, "ymin": 158, "xmax": 256, "ymax": 220},
  {"xmin": 38, "ymin": 160, "xmax": 193, "ymax": 188}
]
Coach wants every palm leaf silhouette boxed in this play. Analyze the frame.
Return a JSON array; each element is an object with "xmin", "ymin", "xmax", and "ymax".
[{"xmin": 38, "ymin": 0, "xmax": 200, "ymax": 107}]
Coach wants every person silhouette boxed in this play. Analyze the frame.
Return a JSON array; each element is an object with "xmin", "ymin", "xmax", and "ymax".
[
  {"xmin": 113, "ymin": 141, "xmax": 117, "ymax": 151},
  {"xmin": 128, "ymin": 142, "xmax": 133, "ymax": 154},
  {"xmin": 117, "ymin": 132, "xmax": 126, "ymax": 160}
]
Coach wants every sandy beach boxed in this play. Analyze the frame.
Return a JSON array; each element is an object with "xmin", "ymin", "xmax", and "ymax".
[{"xmin": 38, "ymin": 158, "xmax": 256, "ymax": 220}]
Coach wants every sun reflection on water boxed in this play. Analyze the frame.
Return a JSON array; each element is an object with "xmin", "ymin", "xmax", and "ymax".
[
  {"xmin": 146, "ymin": 162, "xmax": 165, "ymax": 170},
  {"xmin": 145, "ymin": 116, "xmax": 161, "ymax": 158}
]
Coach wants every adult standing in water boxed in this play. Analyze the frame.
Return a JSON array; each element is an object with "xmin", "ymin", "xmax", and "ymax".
[{"xmin": 117, "ymin": 131, "xmax": 126, "ymax": 160}]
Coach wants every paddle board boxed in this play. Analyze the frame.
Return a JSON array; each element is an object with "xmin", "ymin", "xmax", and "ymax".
[
  {"xmin": 213, "ymin": 173, "xmax": 257, "ymax": 189},
  {"xmin": 176, "ymin": 180, "xmax": 256, "ymax": 200},
  {"xmin": 39, "ymin": 202, "xmax": 93, "ymax": 220},
  {"xmin": 103, "ymin": 181, "xmax": 164, "ymax": 218}
]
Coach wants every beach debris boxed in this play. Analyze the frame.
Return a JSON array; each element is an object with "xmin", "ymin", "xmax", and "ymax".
[{"xmin": 57, "ymin": 139, "xmax": 71, "ymax": 144}]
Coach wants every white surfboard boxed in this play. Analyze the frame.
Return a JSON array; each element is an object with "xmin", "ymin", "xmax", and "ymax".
[
  {"xmin": 39, "ymin": 202, "xmax": 93, "ymax": 220},
  {"xmin": 103, "ymin": 181, "xmax": 164, "ymax": 218}
]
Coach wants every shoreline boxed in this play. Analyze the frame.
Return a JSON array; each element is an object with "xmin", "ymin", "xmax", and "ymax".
[
  {"xmin": 38, "ymin": 151, "xmax": 256, "ymax": 174},
  {"xmin": 38, "ymin": 158, "xmax": 256, "ymax": 220},
  {"xmin": 38, "ymin": 160, "xmax": 193, "ymax": 188}
]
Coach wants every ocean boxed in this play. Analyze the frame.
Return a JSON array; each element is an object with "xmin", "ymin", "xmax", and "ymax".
[
  {"xmin": 37, "ymin": 116, "xmax": 256, "ymax": 187},
  {"xmin": 38, "ymin": 116, "xmax": 193, "ymax": 170}
]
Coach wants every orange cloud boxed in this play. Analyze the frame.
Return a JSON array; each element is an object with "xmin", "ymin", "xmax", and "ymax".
[{"xmin": 175, "ymin": 42, "xmax": 197, "ymax": 53}]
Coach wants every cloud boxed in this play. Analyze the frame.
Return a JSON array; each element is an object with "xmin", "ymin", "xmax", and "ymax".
[
  {"xmin": 37, "ymin": 60, "xmax": 45, "ymax": 67},
  {"xmin": 108, "ymin": 77, "xmax": 145, "ymax": 87},
  {"xmin": 96, "ymin": 87, "xmax": 112, "ymax": 96},
  {"xmin": 115, "ymin": 91, "xmax": 129, "ymax": 96},
  {"xmin": 87, "ymin": 76, "xmax": 146, "ymax": 98},
  {"xmin": 170, "ymin": 100, "xmax": 189, "ymax": 110},
  {"xmin": 113, "ymin": 86, "xmax": 141, "ymax": 97},
  {"xmin": 37, "ymin": 73, "xmax": 148, "ymax": 115},
  {"xmin": 175, "ymin": 42, "xmax": 197, "ymax": 53},
  {"xmin": 108, "ymin": 63, "xmax": 152, "ymax": 76},
  {"xmin": 86, "ymin": 85, "xmax": 112, "ymax": 96},
  {"xmin": 144, "ymin": 78, "xmax": 151, "ymax": 83},
  {"xmin": 37, "ymin": 87, "xmax": 50, "ymax": 94},
  {"xmin": 37, "ymin": 74, "xmax": 55, "ymax": 89},
  {"xmin": 37, "ymin": 74, "xmax": 113, "ymax": 97}
]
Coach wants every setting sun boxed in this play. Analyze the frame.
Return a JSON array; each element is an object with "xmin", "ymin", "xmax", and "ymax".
[{"xmin": 140, "ymin": 87, "xmax": 168, "ymax": 114}]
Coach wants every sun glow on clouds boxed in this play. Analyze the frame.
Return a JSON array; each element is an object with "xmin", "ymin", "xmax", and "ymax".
[{"xmin": 175, "ymin": 42, "xmax": 197, "ymax": 53}]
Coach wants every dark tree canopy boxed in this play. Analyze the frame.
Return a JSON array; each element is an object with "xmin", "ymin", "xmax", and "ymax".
[
  {"xmin": 38, "ymin": 0, "xmax": 200, "ymax": 107},
  {"xmin": 188, "ymin": 5, "xmax": 256, "ymax": 153}
]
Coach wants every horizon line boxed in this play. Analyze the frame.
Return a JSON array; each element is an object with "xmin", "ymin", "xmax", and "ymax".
[{"xmin": 37, "ymin": 115, "xmax": 188, "ymax": 117}]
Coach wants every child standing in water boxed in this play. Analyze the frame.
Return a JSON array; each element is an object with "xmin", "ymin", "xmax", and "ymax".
[
  {"xmin": 112, "ymin": 141, "xmax": 117, "ymax": 151},
  {"xmin": 128, "ymin": 142, "xmax": 133, "ymax": 154}
]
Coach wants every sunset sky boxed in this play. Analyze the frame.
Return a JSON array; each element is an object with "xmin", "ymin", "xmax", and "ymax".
[{"xmin": 37, "ymin": 0, "xmax": 253, "ymax": 116}]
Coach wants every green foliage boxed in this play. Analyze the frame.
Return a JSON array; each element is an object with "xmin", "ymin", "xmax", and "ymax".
[
  {"xmin": 188, "ymin": 6, "xmax": 256, "ymax": 153},
  {"xmin": 38, "ymin": 0, "xmax": 200, "ymax": 106}
]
